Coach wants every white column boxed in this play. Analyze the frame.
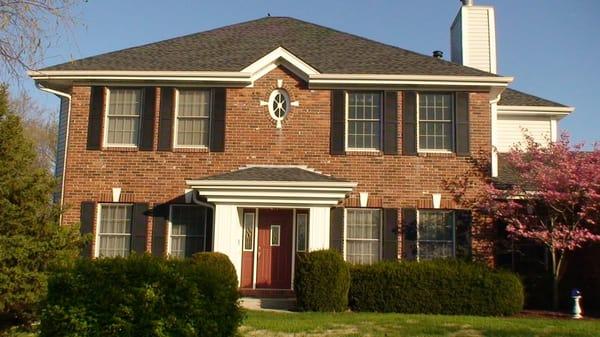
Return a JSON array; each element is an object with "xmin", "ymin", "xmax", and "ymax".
[
  {"xmin": 308, "ymin": 206, "xmax": 330, "ymax": 251},
  {"xmin": 213, "ymin": 204, "xmax": 243, "ymax": 285}
]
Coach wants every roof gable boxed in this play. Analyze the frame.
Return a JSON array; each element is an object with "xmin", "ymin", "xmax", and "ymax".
[{"xmin": 40, "ymin": 17, "xmax": 498, "ymax": 77}]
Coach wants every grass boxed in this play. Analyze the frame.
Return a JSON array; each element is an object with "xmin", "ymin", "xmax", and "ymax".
[{"xmin": 241, "ymin": 310, "xmax": 600, "ymax": 337}]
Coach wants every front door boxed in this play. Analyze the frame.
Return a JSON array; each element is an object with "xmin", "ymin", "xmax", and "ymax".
[{"xmin": 256, "ymin": 209, "xmax": 293, "ymax": 289}]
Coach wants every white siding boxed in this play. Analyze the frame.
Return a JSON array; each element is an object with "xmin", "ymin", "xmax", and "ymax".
[
  {"xmin": 308, "ymin": 206, "xmax": 330, "ymax": 251},
  {"xmin": 450, "ymin": 6, "xmax": 497, "ymax": 74},
  {"xmin": 450, "ymin": 10, "xmax": 463, "ymax": 65},
  {"xmin": 54, "ymin": 96, "xmax": 69, "ymax": 204},
  {"xmin": 213, "ymin": 204, "xmax": 243, "ymax": 285},
  {"xmin": 496, "ymin": 115, "xmax": 552, "ymax": 152}
]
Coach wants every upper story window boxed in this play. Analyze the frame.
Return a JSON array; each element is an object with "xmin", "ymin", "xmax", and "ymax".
[
  {"xmin": 345, "ymin": 208, "xmax": 381, "ymax": 264},
  {"xmin": 105, "ymin": 88, "xmax": 143, "ymax": 147},
  {"xmin": 417, "ymin": 210, "xmax": 455, "ymax": 260},
  {"xmin": 346, "ymin": 92, "xmax": 382, "ymax": 151},
  {"xmin": 175, "ymin": 89, "xmax": 211, "ymax": 147},
  {"xmin": 418, "ymin": 93, "xmax": 454, "ymax": 152},
  {"xmin": 97, "ymin": 204, "xmax": 133, "ymax": 257}
]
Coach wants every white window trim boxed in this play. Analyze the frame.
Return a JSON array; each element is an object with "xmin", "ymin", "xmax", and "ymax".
[
  {"xmin": 416, "ymin": 92, "xmax": 456, "ymax": 154},
  {"xmin": 344, "ymin": 91, "xmax": 383, "ymax": 152},
  {"xmin": 167, "ymin": 204, "xmax": 209, "ymax": 257},
  {"xmin": 343, "ymin": 208, "xmax": 383, "ymax": 263},
  {"xmin": 270, "ymin": 225, "xmax": 281, "ymax": 247},
  {"xmin": 295, "ymin": 212, "xmax": 308, "ymax": 252},
  {"xmin": 173, "ymin": 88, "xmax": 212, "ymax": 149},
  {"xmin": 103, "ymin": 87, "xmax": 143, "ymax": 148},
  {"xmin": 94, "ymin": 203, "xmax": 133, "ymax": 258},
  {"xmin": 242, "ymin": 210, "xmax": 256, "ymax": 252},
  {"xmin": 415, "ymin": 209, "xmax": 456, "ymax": 261}
]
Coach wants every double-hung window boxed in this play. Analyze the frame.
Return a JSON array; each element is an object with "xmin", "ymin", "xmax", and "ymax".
[
  {"xmin": 175, "ymin": 89, "xmax": 211, "ymax": 147},
  {"xmin": 169, "ymin": 205, "xmax": 210, "ymax": 258},
  {"xmin": 97, "ymin": 204, "xmax": 133, "ymax": 257},
  {"xmin": 417, "ymin": 210, "xmax": 455, "ymax": 260},
  {"xmin": 418, "ymin": 93, "xmax": 454, "ymax": 151},
  {"xmin": 347, "ymin": 92, "xmax": 382, "ymax": 150},
  {"xmin": 105, "ymin": 88, "xmax": 143, "ymax": 147},
  {"xmin": 345, "ymin": 209, "xmax": 381, "ymax": 264}
]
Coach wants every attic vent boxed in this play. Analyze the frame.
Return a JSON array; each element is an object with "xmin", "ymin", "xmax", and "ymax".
[{"xmin": 432, "ymin": 50, "xmax": 444, "ymax": 59}]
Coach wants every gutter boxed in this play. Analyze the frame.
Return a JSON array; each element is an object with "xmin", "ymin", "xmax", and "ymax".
[{"xmin": 35, "ymin": 83, "xmax": 71, "ymax": 225}]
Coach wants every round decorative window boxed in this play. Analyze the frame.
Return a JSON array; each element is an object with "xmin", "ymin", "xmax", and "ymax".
[{"xmin": 268, "ymin": 89, "xmax": 290, "ymax": 128}]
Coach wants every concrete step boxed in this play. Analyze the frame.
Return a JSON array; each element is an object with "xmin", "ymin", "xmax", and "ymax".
[{"xmin": 240, "ymin": 297, "xmax": 297, "ymax": 312}]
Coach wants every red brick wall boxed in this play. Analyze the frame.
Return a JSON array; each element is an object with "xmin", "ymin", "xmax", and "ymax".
[{"xmin": 63, "ymin": 66, "xmax": 494, "ymax": 262}]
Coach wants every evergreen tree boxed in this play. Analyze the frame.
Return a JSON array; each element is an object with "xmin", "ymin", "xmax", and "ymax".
[{"xmin": 0, "ymin": 85, "xmax": 80, "ymax": 326}]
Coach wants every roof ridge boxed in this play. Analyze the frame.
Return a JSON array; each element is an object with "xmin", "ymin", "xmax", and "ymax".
[{"xmin": 275, "ymin": 16, "xmax": 497, "ymax": 76}]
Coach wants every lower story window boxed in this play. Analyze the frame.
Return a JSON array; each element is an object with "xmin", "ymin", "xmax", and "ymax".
[
  {"xmin": 345, "ymin": 209, "xmax": 381, "ymax": 264},
  {"xmin": 417, "ymin": 210, "xmax": 455, "ymax": 260},
  {"xmin": 169, "ymin": 205, "xmax": 211, "ymax": 258},
  {"xmin": 97, "ymin": 204, "xmax": 132, "ymax": 257}
]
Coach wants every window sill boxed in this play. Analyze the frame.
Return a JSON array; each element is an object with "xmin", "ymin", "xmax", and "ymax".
[
  {"xmin": 417, "ymin": 151, "xmax": 456, "ymax": 158},
  {"xmin": 102, "ymin": 146, "xmax": 139, "ymax": 152},
  {"xmin": 172, "ymin": 147, "xmax": 209, "ymax": 153},
  {"xmin": 344, "ymin": 150, "xmax": 382, "ymax": 156}
]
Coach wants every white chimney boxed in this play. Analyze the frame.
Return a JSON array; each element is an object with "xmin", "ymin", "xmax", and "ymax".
[{"xmin": 451, "ymin": 0, "xmax": 497, "ymax": 73}]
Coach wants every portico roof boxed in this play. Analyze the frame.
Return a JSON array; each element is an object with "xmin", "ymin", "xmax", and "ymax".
[{"xmin": 186, "ymin": 166, "xmax": 356, "ymax": 206}]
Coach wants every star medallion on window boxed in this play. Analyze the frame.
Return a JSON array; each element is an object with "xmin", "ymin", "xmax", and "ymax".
[{"xmin": 259, "ymin": 79, "xmax": 299, "ymax": 128}]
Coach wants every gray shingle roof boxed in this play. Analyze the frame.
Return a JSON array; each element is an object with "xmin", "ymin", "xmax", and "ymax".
[
  {"xmin": 41, "ymin": 17, "xmax": 496, "ymax": 77},
  {"xmin": 200, "ymin": 166, "xmax": 347, "ymax": 182},
  {"xmin": 499, "ymin": 88, "xmax": 567, "ymax": 107}
]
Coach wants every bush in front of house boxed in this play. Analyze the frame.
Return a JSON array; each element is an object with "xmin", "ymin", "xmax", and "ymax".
[
  {"xmin": 40, "ymin": 253, "xmax": 242, "ymax": 337},
  {"xmin": 294, "ymin": 250, "xmax": 350, "ymax": 312},
  {"xmin": 349, "ymin": 259, "xmax": 524, "ymax": 316}
]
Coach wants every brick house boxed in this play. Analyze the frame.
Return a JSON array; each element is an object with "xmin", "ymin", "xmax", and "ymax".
[{"xmin": 29, "ymin": 1, "xmax": 572, "ymax": 294}]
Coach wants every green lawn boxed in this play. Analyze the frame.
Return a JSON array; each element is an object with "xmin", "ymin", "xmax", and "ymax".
[{"xmin": 241, "ymin": 310, "xmax": 600, "ymax": 337}]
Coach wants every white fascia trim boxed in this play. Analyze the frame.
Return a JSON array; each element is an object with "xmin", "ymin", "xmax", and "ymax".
[
  {"xmin": 497, "ymin": 105, "xmax": 574, "ymax": 115},
  {"xmin": 308, "ymin": 74, "xmax": 513, "ymax": 87},
  {"xmin": 28, "ymin": 70, "xmax": 252, "ymax": 83},
  {"xmin": 242, "ymin": 46, "xmax": 320, "ymax": 82},
  {"xmin": 186, "ymin": 180, "xmax": 357, "ymax": 188}
]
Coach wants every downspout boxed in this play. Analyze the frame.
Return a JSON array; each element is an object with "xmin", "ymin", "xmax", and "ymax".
[
  {"xmin": 35, "ymin": 83, "xmax": 71, "ymax": 225},
  {"xmin": 490, "ymin": 92, "xmax": 501, "ymax": 178}
]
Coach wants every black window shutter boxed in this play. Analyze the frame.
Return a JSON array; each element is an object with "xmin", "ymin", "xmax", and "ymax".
[
  {"xmin": 402, "ymin": 91, "xmax": 417, "ymax": 155},
  {"xmin": 86, "ymin": 86, "xmax": 104, "ymax": 150},
  {"xmin": 158, "ymin": 87, "xmax": 174, "ymax": 151},
  {"xmin": 382, "ymin": 208, "xmax": 398, "ymax": 261},
  {"xmin": 455, "ymin": 92, "xmax": 470, "ymax": 156},
  {"xmin": 139, "ymin": 87, "xmax": 156, "ymax": 150},
  {"xmin": 330, "ymin": 90, "xmax": 345, "ymax": 155},
  {"xmin": 329, "ymin": 207, "xmax": 344, "ymax": 254},
  {"xmin": 151, "ymin": 204, "xmax": 169, "ymax": 256},
  {"xmin": 455, "ymin": 210, "xmax": 472, "ymax": 260},
  {"xmin": 80, "ymin": 201, "xmax": 96, "ymax": 257},
  {"xmin": 402, "ymin": 208, "xmax": 417, "ymax": 260},
  {"xmin": 383, "ymin": 91, "xmax": 398, "ymax": 155},
  {"xmin": 131, "ymin": 203, "xmax": 149, "ymax": 254},
  {"xmin": 210, "ymin": 88, "xmax": 226, "ymax": 152}
]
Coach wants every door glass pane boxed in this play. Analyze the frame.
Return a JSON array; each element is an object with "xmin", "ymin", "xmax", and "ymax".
[
  {"xmin": 296, "ymin": 213, "xmax": 308, "ymax": 252},
  {"xmin": 243, "ymin": 212, "xmax": 255, "ymax": 251},
  {"xmin": 270, "ymin": 225, "xmax": 280, "ymax": 246}
]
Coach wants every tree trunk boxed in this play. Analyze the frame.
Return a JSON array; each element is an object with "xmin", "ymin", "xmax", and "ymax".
[{"xmin": 550, "ymin": 249, "xmax": 559, "ymax": 310}]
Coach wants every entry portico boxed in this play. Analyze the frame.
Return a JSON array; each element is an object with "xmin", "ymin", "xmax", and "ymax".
[{"xmin": 186, "ymin": 165, "xmax": 356, "ymax": 290}]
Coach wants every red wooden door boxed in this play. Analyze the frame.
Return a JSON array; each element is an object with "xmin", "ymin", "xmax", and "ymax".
[{"xmin": 256, "ymin": 209, "xmax": 293, "ymax": 289}]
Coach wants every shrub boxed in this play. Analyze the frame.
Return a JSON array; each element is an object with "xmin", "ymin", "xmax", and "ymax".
[
  {"xmin": 349, "ymin": 259, "xmax": 524, "ymax": 316},
  {"xmin": 40, "ymin": 254, "xmax": 242, "ymax": 337},
  {"xmin": 294, "ymin": 250, "xmax": 349, "ymax": 312}
]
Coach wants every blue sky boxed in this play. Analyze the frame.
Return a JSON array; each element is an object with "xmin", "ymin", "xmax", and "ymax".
[{"xmin": 27, "ymin": 0, "xmax": 600, "ymax": 144}]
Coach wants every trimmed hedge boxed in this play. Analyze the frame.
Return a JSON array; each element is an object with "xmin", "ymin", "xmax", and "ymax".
[
  {"xmin": 349, "ymin": 259, "xmax": 524, "ymax": 316},
  {"xmin": 294, "ymin": 250, "xmax": 350, "ymax": 312},
  {"xmin": 40, "ymin": 253, "xmax": 242, "ymax": 337}
]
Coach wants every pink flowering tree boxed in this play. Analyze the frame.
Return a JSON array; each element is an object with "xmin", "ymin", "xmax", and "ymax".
[{"xmin": 477, "ymin": 133, "xmax": 600, "ymax": 309}]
